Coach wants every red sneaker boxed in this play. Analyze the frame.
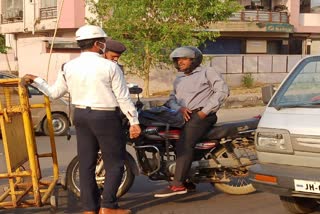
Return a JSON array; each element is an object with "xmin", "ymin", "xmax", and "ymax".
[{"xmin": 154, "ymin": 185, "xmax": 187, "ymax": 198}]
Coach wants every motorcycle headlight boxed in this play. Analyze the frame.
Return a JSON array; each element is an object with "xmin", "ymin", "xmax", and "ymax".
[{"xmin": 255, "ymin": 129, "xmax": 293, "ymax": 153}]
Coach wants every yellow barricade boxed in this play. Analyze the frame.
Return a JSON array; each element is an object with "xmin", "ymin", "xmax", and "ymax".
[{"xmin": 0, "ymin": 78, "xmax": 59, "ymax": 209}]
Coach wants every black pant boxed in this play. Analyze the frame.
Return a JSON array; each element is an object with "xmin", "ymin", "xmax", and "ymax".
[
  {"xmin": 73, "ymin": 108, "xmax": 126, "ymax": 212},
  {"xmin": 171, "ymin": 111, "xmax": 217, "ymax": 186}
]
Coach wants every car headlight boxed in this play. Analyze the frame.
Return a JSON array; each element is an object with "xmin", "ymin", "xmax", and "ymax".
[{"xmin": 255, "ymin": 129, "xmax": 293, "ymax": 153}]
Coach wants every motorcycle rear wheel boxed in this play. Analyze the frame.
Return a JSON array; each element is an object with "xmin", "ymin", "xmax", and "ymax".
[
  {"xmin": 66, "ymin": 154, "xmax": 135, "ymax": 198},
  {"xmin": 212, "ymin": 143, "xmax": 257, "ymax": 195}
]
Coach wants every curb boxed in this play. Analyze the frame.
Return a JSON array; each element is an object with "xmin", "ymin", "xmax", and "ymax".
[{"xmin": 223, "ymin": 93, "xmax": 264, "ymax": 108}]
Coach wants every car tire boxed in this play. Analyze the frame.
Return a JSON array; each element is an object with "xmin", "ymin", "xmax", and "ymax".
[
  {"xmin": 280, "ymin": 196, "xmax": 319, "ymax": 214},
  {"xmin": 42, "ymin": 113, "xmax": 69, "ymax": 136}
]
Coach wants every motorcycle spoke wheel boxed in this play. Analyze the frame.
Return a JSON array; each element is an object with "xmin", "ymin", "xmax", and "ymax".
[
  {"xmin": 66, "ymin": 154, "xmax": 134, "ymax": 198},
  {"xmin": 212, "ymin": 141, "xmax": 257, "ymax": 195}
]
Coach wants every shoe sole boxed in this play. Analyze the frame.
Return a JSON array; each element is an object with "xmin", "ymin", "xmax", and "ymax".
[{"xmin": 154, "ymin": 189, "xmax": 188, "ymax": 198}]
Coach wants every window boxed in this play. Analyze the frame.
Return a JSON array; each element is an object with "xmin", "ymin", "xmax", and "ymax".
[
  {"xmin": 267, "ymin": 40, "xmax": 282, "ymax": 54},
  {"xmin": 246, "ymin": 40, "xmax": 267, "ymax": 53},
  {"xmin": 40, "ymin": 0, "xmax": 57, "ymax": 19},
  {"xmin": 300, "ymin": 0, "xmax": 320, "ymax": 13},
  {"xmin": 1, "ymin": 0, "xmax": 23, "ymax": 23},
  {"xmin": 41, "ymin": 0, "xmax": 57, "ymax": 8},
  {"xmin": 271, "ymin": 56, "xmax": 320, "ymax": 107}
]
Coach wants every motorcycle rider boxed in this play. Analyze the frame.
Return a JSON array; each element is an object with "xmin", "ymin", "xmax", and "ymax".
[
  {"xmin": 154, "ymin": 46, "xmax": 229, "ymax": 197},
  {"xmin": 24, "ymin": 25, "xmax": 140, "ymax": 214}
]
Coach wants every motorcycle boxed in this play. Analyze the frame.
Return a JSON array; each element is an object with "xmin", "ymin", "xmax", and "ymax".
[{"xmin": 65, "ymin": 86, "xmax": 260, "ymax": 198}]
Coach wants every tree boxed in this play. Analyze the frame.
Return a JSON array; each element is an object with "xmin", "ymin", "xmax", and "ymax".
[
  {"xmin": 0, "ymin": 34, "xmax": 7, "ymax": 54},
  {"xmin": 87, "ymin": 0, "xmax": 242, "ymax": 97},
  {"xmin": 0, "ymin": 34, "xmax": 12, "ymax": 73}
]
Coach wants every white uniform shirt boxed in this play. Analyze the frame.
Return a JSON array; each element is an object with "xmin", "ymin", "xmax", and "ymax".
[{"xmin": 33, "ymin": 52, "xmax": 139, "ymax": 125}]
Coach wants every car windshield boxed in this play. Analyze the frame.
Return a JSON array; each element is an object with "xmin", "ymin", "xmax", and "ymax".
[{"xmin": 270, "ymin": 56, "xmax": 320, "ymax": 110}]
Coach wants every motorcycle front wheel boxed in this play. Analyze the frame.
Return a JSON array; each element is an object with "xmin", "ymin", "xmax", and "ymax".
[
  {"xmin": 66, "ymin": 153, "xmax": 135, "ymax": 198},
  {"xmin": 211, "ymin": 140, "xmax": 257, "ymax": 195}
]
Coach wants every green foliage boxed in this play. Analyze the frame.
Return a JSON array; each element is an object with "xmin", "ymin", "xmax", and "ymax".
[
  {"xmin": 0, "ymin": 34, "xmax": 7, "ymax": 54},
  {"xmin": 242, "ymin": 73, "xmax": 255, "ymax": 88},
  {"xmin": 86, "ymin": 0, "xmax": 242, "ymax": 96}
]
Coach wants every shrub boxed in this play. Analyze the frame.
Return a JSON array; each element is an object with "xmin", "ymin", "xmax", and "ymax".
[{"xmin": 242, "ymin": 73, "xmax": 255, "ymax": 88}]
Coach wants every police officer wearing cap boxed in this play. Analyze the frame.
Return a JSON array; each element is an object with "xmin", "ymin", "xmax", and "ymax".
[
  {"xmin": 104, "ymin": 39, "xmax": 127, "ymax": 63},
  {"xmin": 24, "ymin": 25, "xmax": 140, "ymax": 214}
]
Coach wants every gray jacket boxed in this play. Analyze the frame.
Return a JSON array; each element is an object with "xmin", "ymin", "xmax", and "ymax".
[{"xmin": 166, "ymin": 66, "xmax": 229, "ymax": 115}]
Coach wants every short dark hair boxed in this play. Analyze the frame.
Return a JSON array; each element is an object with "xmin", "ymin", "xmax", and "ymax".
[{"xmin": 77, "ymin": 37, "xmax": 105, "ymax": 50}]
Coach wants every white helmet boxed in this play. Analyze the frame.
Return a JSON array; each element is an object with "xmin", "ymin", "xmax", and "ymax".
[{"xmin": 75, "ymin": 25, "xmax": 107, "ymax": 41}]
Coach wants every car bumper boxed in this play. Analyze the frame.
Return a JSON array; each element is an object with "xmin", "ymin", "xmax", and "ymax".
[{"xmin": 249, "ymin": 163, "xmax": 320, "ymax": 199}]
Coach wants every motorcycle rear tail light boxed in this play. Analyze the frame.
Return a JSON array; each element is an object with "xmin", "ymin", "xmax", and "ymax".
[{"xmin": 195, "ymin": 142, "xmax": 217, "ymax": 150}]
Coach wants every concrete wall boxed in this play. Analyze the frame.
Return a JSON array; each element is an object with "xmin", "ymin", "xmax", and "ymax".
[{"xmin": 126, "ymin": 55, "xmax": 306, "ymax": 94}]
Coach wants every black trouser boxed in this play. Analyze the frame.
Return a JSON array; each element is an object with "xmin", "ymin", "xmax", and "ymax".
[
  {"xmin": 171, "ymin": 111, "xmax": 217, "ymax": 186},
  {"xmin": 73, "ymin": 107, "xmax": 126, "ymax": 212}
]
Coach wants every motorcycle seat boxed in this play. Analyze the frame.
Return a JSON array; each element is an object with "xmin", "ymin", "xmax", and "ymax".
[{"xmin": 205, "ymin": 117, "xmax": 259, "ymax": 140}]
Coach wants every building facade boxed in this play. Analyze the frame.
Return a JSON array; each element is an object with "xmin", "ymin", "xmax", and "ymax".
[
  {"xmin": 0, "ymin": 0, "xmax": 88, "ymax": 83},
  {"xmin": 203, "ymin": 0, "xmax": 320, "ymax": 55}
]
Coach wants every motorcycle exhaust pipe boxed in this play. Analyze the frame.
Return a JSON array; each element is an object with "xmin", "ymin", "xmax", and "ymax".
[{"xmin": 168, "ymin": 159, "xmax": 220, "ymax": 175}]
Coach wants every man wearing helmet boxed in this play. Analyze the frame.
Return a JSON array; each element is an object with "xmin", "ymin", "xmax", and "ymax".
[
  {"xmin": 154, "ymin": 46, "xmax": 229, "ymax": 198},
  {"xmin": 24, "ymin": 25, "xmax": 140, "ymax": 214}
]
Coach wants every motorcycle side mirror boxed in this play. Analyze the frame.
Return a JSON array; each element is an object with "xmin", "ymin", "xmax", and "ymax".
[
  {"xmin": 129, "ymin": 86, "xmax": 143, "ymax": 95},
  {"xmin": 261, "ymin": 84, "xmax": 276, "ymax": 104}
]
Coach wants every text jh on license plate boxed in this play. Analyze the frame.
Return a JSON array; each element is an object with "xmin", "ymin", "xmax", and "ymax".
[{"xmin": 294, "ymin": 179, "xmax": 320, "ymax": 193}]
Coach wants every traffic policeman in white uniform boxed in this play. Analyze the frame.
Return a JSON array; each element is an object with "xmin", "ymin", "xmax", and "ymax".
[{"xmin": 24, "ymin": 25, "xmax": 140, "ymax": 214}]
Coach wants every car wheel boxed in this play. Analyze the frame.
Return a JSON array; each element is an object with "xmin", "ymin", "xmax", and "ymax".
[
  {"xmin": 42, "ymin": 113, "xmax": 69, "ymax": 136},
  {"xmin": 280, "ymin": 196, "xmax": 319, "ymax": 214}
]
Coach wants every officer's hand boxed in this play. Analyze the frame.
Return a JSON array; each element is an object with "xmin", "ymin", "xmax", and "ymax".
[
  {"xmin": 179, "ymin": 107, "xmax": 192, "ymax": 122},
  {"xmin": 23, "ymin": 74, "xmax": 37, "ymax": 83},
  {"xmin": 129, "ymin": 124, "xmax": 141, "ymax": 139}
]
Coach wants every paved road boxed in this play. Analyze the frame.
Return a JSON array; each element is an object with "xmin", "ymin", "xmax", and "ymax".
[
  {"xmin": 6, "ymin": 176, "xmax": 320, "ymax": 214},
  {"xmin": 2, "ymin": 106, "xmax": 320, "ymax": 214}
]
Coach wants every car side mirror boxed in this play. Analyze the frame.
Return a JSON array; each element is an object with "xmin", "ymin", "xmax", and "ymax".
[{"xmin": 261, "ymin": 84, "xmax": 275, "ymax": 104}]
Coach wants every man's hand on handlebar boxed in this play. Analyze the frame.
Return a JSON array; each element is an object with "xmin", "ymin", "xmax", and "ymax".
[{"xmin": 129, "ymin": 124, "xmax": 141, "ymax": 139}]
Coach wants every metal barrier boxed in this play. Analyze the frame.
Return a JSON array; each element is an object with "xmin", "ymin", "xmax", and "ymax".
[{"xmin": 0, "ymin": 78, "xmax": 59, "ymax": 209}]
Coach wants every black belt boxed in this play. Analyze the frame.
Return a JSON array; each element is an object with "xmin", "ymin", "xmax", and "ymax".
[
  {"xmin": 191, "ymin": 107, "xmax": 203, "ymax": 112},
  {"xmin": 192, "ymin": 107, "xmax": 216, "ymax": 115},
  {"xmin": 75, "ymin": 105, "xmax": 116, "ymax": 111}
]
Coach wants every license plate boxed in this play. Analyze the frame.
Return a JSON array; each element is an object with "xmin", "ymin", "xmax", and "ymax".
[{"xmin": 294, "ymin": 179, "xmax": 320, "ymax": 194}]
